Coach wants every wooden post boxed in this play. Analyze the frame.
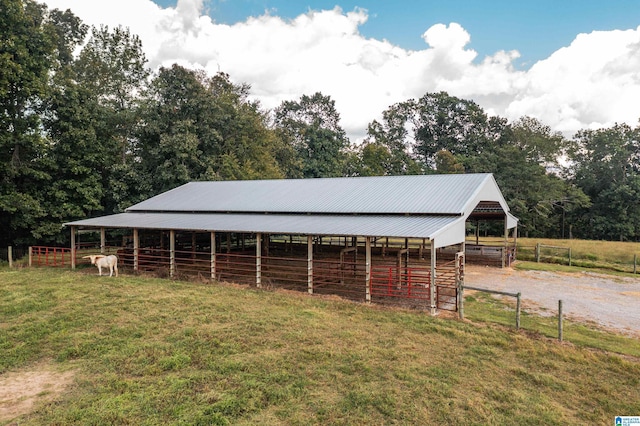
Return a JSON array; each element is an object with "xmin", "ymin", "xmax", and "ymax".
[
  {"xmin": 558, "ymin": 300, "xmax": 564, "ymax": 342},
  {"xmin": 256, "ymin": 233, "xmax": 262, "ymax": 288},
  {"xmin": 28, "ymin": 246, "xmax": 33, "ymax": 268},
  {"xmin": 365, "ymin": 236, "xmax": 371, "ymax": 303},
  {"xmin": 456, "ymin": 251, "xmax": 465, "ymax": 319},
  {"xmin": 307, "ymin": 235, "xmax": 313, "ymax": 294},
  {"xmin": 430, "ymin": 239, "xmax": 437, "ymax": 316},
  {"xmin": 8, "ymin": 246, "xmax": 12, "ymax": 268},
  {"xmin": 210, "ymin": 231, "xmax": 216, "ymax": 280},
  {"xmin": 535, "ymin": 243, "xmax": 541, "ymax": 262},
  {"xmin": 404, "ymin": 237, "xmax": 409, "ymax": 279},
  {"xmin": 100, "ymin": 228, "xmax": 106, "ymax": 254},
  {"xmin": 503, "ymin": 216, "xmax": 508, "ymax": 268},
  {"xmin": 513, "ymin": 225, "xmax": 518, "ymax": 261},
  {"xmin": 169, "ymin": 230, "xmax": 175, "ymax": 278},
  {"xmin": 133, "ymin": 228, "xmax": 139, "ymax": 273},
  {"xmin": 70, "ymin": 226, "xmax": 76, "ymax": 269},
  {"xmin": 516, "ymin": 292, "xmax": 521, "ymax": 330}
]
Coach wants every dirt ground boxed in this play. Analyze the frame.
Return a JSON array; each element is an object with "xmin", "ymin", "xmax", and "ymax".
[
  {"xmin": 465, "ymin": 264, "xmax": 640, "ymax": 337},
  {"xmin": 0, "ymin": 361, "xmax": 75, "ymax": 424}
]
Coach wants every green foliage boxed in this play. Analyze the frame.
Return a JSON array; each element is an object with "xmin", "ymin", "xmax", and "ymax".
[
  {"xmin": 434, "ymin": 149, "xmax": 464, "ymax": 174},
  {"xmin": 1, "ymin": 0, "xmax": 639, "ymax": 247},
  {"xmin": 137, "ymin": 66, "xmax": 283, "ymax": 197},
  {"xmin": 569, "ymin": 123, "xmax": 640, "ymax": 241},
  {"xmin": 274, "ymin": 92, "xmax": 349, "ymax": 178}
]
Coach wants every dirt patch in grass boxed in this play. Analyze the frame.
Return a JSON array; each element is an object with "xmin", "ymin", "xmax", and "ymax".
[{"xmin": 0, "ymin": 361, "xmax": 75, "ymax": 424}]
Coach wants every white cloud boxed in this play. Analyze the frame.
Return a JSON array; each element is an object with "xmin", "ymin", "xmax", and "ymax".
[{"xmin": 44, "ymin": 0, "xmax": 640, "ymax": 141}]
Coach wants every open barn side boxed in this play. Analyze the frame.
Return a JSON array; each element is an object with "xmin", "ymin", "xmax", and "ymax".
[{"xmin": 70, "ymin": 230, "xmax": 464, "ymax": 312}]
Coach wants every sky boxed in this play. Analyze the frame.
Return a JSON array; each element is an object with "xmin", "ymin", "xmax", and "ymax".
[{"xmin": 43, "ymin": 0, "xmax": 640, "ymax": 142}]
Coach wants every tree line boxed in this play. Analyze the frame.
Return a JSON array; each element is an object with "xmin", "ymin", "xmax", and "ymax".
[{"xmin": 2, "ymin": 0, "xmax": 639, "ymax": 247}]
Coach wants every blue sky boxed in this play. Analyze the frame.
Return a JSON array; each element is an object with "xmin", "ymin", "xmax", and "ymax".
[{"xmin": 151, "ymin": 0, "xmax": 640, "ymax": 68}]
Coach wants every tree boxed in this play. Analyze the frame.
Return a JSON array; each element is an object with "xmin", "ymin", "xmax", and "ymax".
[
  {"xmin": 70, "ymin": 25, "xmax": 150, "ymax": 213},
  {"xmin": 568, "ymin": 123, "xmax": 640, "ymax": 241},
  {"xmin": 510, "ymin": 116, "xmax": 566, "ymax": 166},
  {"xmin": 411, "ymin": 92, "xmax": 496, "ymax": 166},
  {"xmin": 0, "ymin": 0, "xmax": 82, "ymax": 245},
  {"xmin": 435, "ymin": 149, "xmax": 464, "ymax": 174},
  {"xmin": 136, "ymin": 66, "xmax": 283, "ymax": 197},
  {"xmin": 355, "ymin": 109, "xmax": 423, "ymax": 176},
  {"xmin": 274, "ymin": 93, "xmax": 349, "ymax": 178}
]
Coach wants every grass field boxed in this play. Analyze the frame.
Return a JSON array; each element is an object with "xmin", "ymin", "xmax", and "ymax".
[
  {"xmin": 470, "ymin": 236, "xmax": 640, "ymax": 273},
  {"xmin": 1, "ymin": 267, "xmax": 639, "ymax": 425}
]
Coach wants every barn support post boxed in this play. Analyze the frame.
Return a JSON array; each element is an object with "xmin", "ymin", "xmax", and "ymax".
[
  {"xmin": 100, "ymin": 228, "xmax": 106, "ymax": 255},
  {"xmin": 307, "ymin": 235, "xmax": 313, "ymax": 294},
  {"xmin": 70, "ymin": 226, "xmax": 76, "ymax": 269},
  {"xmin": 511, "ymin": 225, "xmax": 518, "ymax": 263},
  {"xmin": 256, "ymin": 233, "xmax": 262, "ymax": 288},
  {"xmin": 210, "ymin": 231, "xmax": 216, "ymax": 281},
  {"xmin": 169, "ymin": 230, "xmax": 176, "ymax": 278},
  {"xmin": 503, "ymin": 216, "xmax": 509, "ymax": 268},
  {"xmin": 456, "ymin": 250, "xmax": 465, "ymax": 318},
  {"xmin": 430, "ymin": 239, "xmax": 437, "ymax": 316},
  {"xmin": 133, "ymin": 228, "xmax": 139, "ymax": 272},
  {"xmin": 365, "ymin": 236, "xmax": 371, "ymax": 303}
]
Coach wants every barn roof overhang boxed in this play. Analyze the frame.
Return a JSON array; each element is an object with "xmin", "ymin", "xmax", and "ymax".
[{"xmin": 66, "ymin": 212, "xmax": 468, "ymax": 249}]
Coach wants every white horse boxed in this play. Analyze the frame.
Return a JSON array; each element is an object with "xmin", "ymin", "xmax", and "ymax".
[{"xmin": 82, "ymin": 255, "xmax": 118, "ymax": 277}]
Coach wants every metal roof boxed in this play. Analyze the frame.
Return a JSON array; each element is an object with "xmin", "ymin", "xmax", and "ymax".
[
  {"xmin": 65, "ymin": 174, "xmax": 517, "ymax": 248},
  {"xmin": 126, "ymin": 173, "xmax": 501, "ymax": 215},
  {"xmin": 67, "ymin": 212, "xmax": 464, "ymax": 242}
]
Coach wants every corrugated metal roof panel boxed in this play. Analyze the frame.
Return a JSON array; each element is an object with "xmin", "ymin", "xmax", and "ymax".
[
  {"xmin": 66, "ymin": 212, "xmax": 463, "ymax": 240},
  {"xmin": 126, "ymin": 174, "xmax": 493, "ymax": 215}
]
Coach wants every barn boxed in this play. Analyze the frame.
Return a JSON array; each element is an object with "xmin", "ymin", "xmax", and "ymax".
[{"xmin": 65, "ymin": 173, "xmax": 518, "ymax": 314}]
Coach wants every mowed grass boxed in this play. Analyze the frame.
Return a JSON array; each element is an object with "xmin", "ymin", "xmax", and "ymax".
[{"xmin": 1, "ymin": 268, "xmax": 639, "ymax": 425}]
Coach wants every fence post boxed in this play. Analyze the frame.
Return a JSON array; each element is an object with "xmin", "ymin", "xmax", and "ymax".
[
  {"xmin": 516, "ymin": 292, "xmax": 521, "ymax": 330},
  {"xmin": 29, "ymin": 247, "xmax": 33, "ymax": 267},
  {"xmin": 308, "ymin": 235, "xmax": 313, "ymax": 295},
  {"xmin": 256, "ymin": 233, "xmax": 262, "ymax": 288},
  {"xmin": 169, "ymin": 230, "xmax": 175, "ymax": 278},
  {"xmin": 210, "ymin": 231, "xmax": 216, "ymax": 281},
  {"xmin": 558, "ymin": 300, "xmax": 563, "ymax": 342},
  {"xmin": 8, "ymin": 246, "xmax": 12, "ymax": 268},
  {"xmin": 365, "ymin": 236, "xmax": 371, "ymax": 303},
  {"xmin": 535, "ymin": 243, "xmax": 540, "ymax": 262}
]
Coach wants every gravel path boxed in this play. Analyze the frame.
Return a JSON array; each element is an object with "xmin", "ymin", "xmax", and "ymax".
[{"xmin": 464, "ymin": 265, "xmax": 640, "ymax": 337}]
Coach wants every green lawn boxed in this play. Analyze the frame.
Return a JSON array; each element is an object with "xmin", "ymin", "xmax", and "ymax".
[{"xmin": 1, "ymin": 268, "xmax": 639, "ymax": 425}]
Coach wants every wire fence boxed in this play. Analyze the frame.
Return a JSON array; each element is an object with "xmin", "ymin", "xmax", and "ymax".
[{"xmin": 518, "ymin": 243, "xmax": 640, "ymax": 274}]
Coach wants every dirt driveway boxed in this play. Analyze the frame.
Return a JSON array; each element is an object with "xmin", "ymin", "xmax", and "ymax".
[{"xmin": 465, "ymin": 264, "xmax": 640, "ymax": 337}]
